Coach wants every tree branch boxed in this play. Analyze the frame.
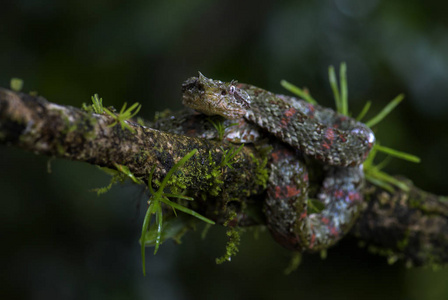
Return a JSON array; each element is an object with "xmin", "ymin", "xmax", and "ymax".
[
  {"xmin": 1, "ymin": 87, "xmax": 446, "ymax": 268},
  {"xmin": 352, "ymin": 180, "xmax": 448, "ymax": 268},
  {"xmin": 0, "ymin": 87, "xmax": 265, "ymax": 202}
]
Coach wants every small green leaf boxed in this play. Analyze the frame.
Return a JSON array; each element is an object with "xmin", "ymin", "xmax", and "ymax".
[
  {"xmin": 163, "ymin": 193, "xmax": 194, "ymax": 201},
  {"xmin": 10, "ymin": 78, "xmax": 23, "ymax": 92},
  {"xmin": 373, "ymin": 156, "xmax": 392, "ymax": 171},
  {"xmin": 144, "ymin": 215, "xmax": 198, "ymax": 246},
  {"xmin": 140, "ymin": 200, "xmax": 157, "ymax": 276},
  {"xmin": 126, "ymin": 102, "xmax": 142, "ymax": 119},
  {"xmin": 356, "ymin": 101, "xmax": 372, "ymax": 121},
  {"xmin": 141, "ymin": 149, "xmax": 215, "ymax": 275},
  {"xmin": 375, "ymin": 145, "xmax": 420, "ymax": 163},
  {"xmin": 328, "ymin": 66, "xmax": 341, "ymax": 113},
  {"xmin": 216, "ymin": 224, "xmax": 240, "ymax": 264},
  {"xmin": 158, "ymin": 149, "xmax": 198, "ymax": 192},
  {"xmin": 281, "ymin": 80, "xmax": 317, "ymax": 104},
  {"xmin": 307, "ymin": 198, "xmax": 325, "ymax": 214},
  {"xmin": 284, "ymin": 252, "xmax": 302, "ymax": 275},
  {"xmin": 207, "ymin": 117, "xmax": 226, "ymax": 140},
  {"xmin": 160, "ymin": 197, "xmax": 215, "ymax": 224},
  {"xmin": 320, "ymin": 249, "xmax": 328, "ymax": 260},
  {"xmin": 114, "ymin": 163, "xmax": 145, "ymax": 184},
  {"xmin": 220, "ymin": 144, "xmax": 244, "ymax": 169},
  {"xmin": 91, "ymin": 94, "xmax": 104, "ymax": 114},
  {"xmin": 154, "ymin": 202, "xmax": 163, "ymax": 254},
  {"xmin": 365, "ymin": 174, "xmax": 394, "ymax": 193},
  {"xmin": 201, "ymin": 223, "xmax": 212, "ymax": 239},
  {"xmin": 103, "ymin": 101, "xmax": 141, "ymax": 133},
  {"xmin": 366, "ymin": 169, "xmax": 409, "ymax": 192},
  {"xmin": 365, "ymin": 94, "xmax": 404, "ymax": 127},
  {"xmin": 339, "ymin": 62, "xmax": 348, "ymax": 116}
]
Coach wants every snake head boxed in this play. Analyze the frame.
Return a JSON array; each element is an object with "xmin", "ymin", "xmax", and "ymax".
[{"xmin": 182, "ymin": 72, "xmax": 251, "ymax": 119}]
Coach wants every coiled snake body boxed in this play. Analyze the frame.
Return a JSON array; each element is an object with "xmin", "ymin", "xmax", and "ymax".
[{"xmin": 182, "ymin": 73, "xmax": 375, "ymax": 251}]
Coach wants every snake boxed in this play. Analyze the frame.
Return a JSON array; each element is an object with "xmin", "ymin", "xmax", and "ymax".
[{"xmin": 181, "ymin": 72, "xmax": 375, "ymax": 251}]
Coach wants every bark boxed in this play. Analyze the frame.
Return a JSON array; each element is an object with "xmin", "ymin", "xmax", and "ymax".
[
  {"xmin": 0, "ymin": 87, "xmax": 446, "ymax": 269},
  {"xmin": 352, "ymin": 180, "xmax": 448, "ymax": 268}
]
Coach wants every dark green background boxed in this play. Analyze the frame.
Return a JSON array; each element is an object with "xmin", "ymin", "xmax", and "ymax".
[{"xmin": 1, "ymin": 0, "xmax": 448, "ymax": 299}]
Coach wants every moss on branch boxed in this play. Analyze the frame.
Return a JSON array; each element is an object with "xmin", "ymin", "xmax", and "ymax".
[{"xmin": 1, "ymin": 87, "xmax": 447, "ymax": 269}]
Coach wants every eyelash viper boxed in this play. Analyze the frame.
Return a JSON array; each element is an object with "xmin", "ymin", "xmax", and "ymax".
[{"xmin": 179, "ymin": 72, "xmax": 375, "ymax": 251}]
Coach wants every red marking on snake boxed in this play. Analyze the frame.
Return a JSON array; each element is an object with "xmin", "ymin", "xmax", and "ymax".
[
  {"xmin": 330, "ymin": 226, "xmax": 339, "ymax": 236},
  {"xmin": 325, "ymin": 128, "xmax": 335, "ymax": 141},
  {"xmin": 280, "ymin": 107, "xmax": 297, "ymax": 128},
  {"xmin": 280, "ymin": 118, "xmax": 289, "ymax": 128},
  {"xmin": 305, "ymin": 103, "xmax": 315, "ymax": 117},
  {"xmin": 271, "ymin": 150, "xmax": 282, "ymax": 161},
  {"xmin": 334, "ymin": 190, "xmax": 344, "ymax": 198},
  {"xmin": 299, "ymin": 211, "xmax": 307, "ymax": 220},
  {"xmin": 321, "ymin": 128, "xmax": 335, "ymax": 150},
  {"xmin": 286, "ymin": 185, "xmax": 300, "ymax": 197},
  {"xmin": 321, "ymin": 217, "xmax": 330, "ymax": 225},
  {"xmin": 274, "ymin": 186, "xmax": 283, "ymax": 199},
  {"xmin": 284, "ymin": 107, "xmax": 296, "ymax": 117},
  {"xmin": 348, "ymin": 192, "xmax": 360, "ymax": 202},
  {"xmin": 308, "ymin": 103, "xmax": 315, "ymax": 113},
  {"xmin": 271, "ymin": 149, "xmax": 291, "ymax": 161},
  {"xmin": 309, "ymin": 233, "xmax": 316, "ymax": 248}
]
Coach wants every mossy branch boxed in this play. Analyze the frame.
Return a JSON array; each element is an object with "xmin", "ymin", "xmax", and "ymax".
[
  {"xmin": 0, "ymin": 87, "xmax": 447, "ymax": 269},
  {"xmin": 352, "ymin": 180, "xmax": 448, "ymax": 269},
  {"xmin": 0, "ymin": 87, "xmax": 264, "ymax": 202}
]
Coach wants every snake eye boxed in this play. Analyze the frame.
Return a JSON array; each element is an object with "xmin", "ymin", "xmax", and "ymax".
[{"xmin": 229, "ymin": 85, "xmax": 236, "ymax": 95}]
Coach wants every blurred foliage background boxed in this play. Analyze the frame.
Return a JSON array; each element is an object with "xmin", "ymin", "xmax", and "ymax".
[{"xmin": 1, "ymin": 0, "xmax": 448, "ymax": 299}]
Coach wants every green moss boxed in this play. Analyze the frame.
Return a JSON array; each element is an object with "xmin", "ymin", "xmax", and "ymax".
[
  {"xmin": 204, "ymin": 150, "xmax": 225, "ymax": 196},
  {"xmin": 56, "ymin": 143, "xmax": 65, "ymax": 156},
  {"xmin": 207, "ymin": 117, "xmax": 226, "ymax": 141},
  {"xmin": 250, "ymin": 153, "xmax": 268, "ymax": 190},
  {"xmin": 144, "ymin": 214, "xmax": 199, "ymax": 246},
  {"xmin": 396, "ymin": 229, "xmax": 410, "ymax": 251},
  {"xmin": 320, "ymin": 249, "xmax": 328, "ymax": 260},
  {"xmin": 366, "ymin": 244, "xmax": 403, "ymax": 265},
  {"xmin": 284, "ymin": 252, "xmax": 302, "ymax": 274},
  {"xmin": 104, "ymin": 102, "xmax": 141, "ymax": 133},
  {"xmin": 93, "ymin": 165, "xmax": 143, "ymax": 195},
  {"xmin": 10, "ymin": 78, "xmax": 23, "ymax": 92},
  {"xmin": 81, "ymin": 102, "xmax": 94, "ymax": 113},
  {"xmin": 163, "ymin": 153, "xmax": 207, "ymax": 194},
  {"xmin": 206, "ymin": 117, "xmax": 239, "ymax": 141},
  {"xmin": 80, "ymin": 114, "xmax": 98, "ymax": 140},
  {"xmin": 61, "ymin": 115, "xmax": 77, "ymax": 134},
  {"xmin": 83, "ymin": 129, "xmax": 97, "ymax": 140},
  {"xmin": 134, "ymin": 150, "xmax": 150, "ymax": 166},
  {"xmin": 358, "ymin": 238, "xmax": 409, "ymax": 265},
  {"xmin": 137, "ymin": 117, "xmax": 146, "ymax": 126},
  {"xmin": 201, "ymin": 223, "xmax": 212, "ymax": 239},
  {"xmin": 140, "ymin": 149, "xmax": 215, "ymax": 275},
  {"xmin": 153, "ymin": 109, "xmax": 172, "ymax": 122},
  {"xmin": 216, "ymin": 211, "xmax": 241, "ymax": 264}
]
